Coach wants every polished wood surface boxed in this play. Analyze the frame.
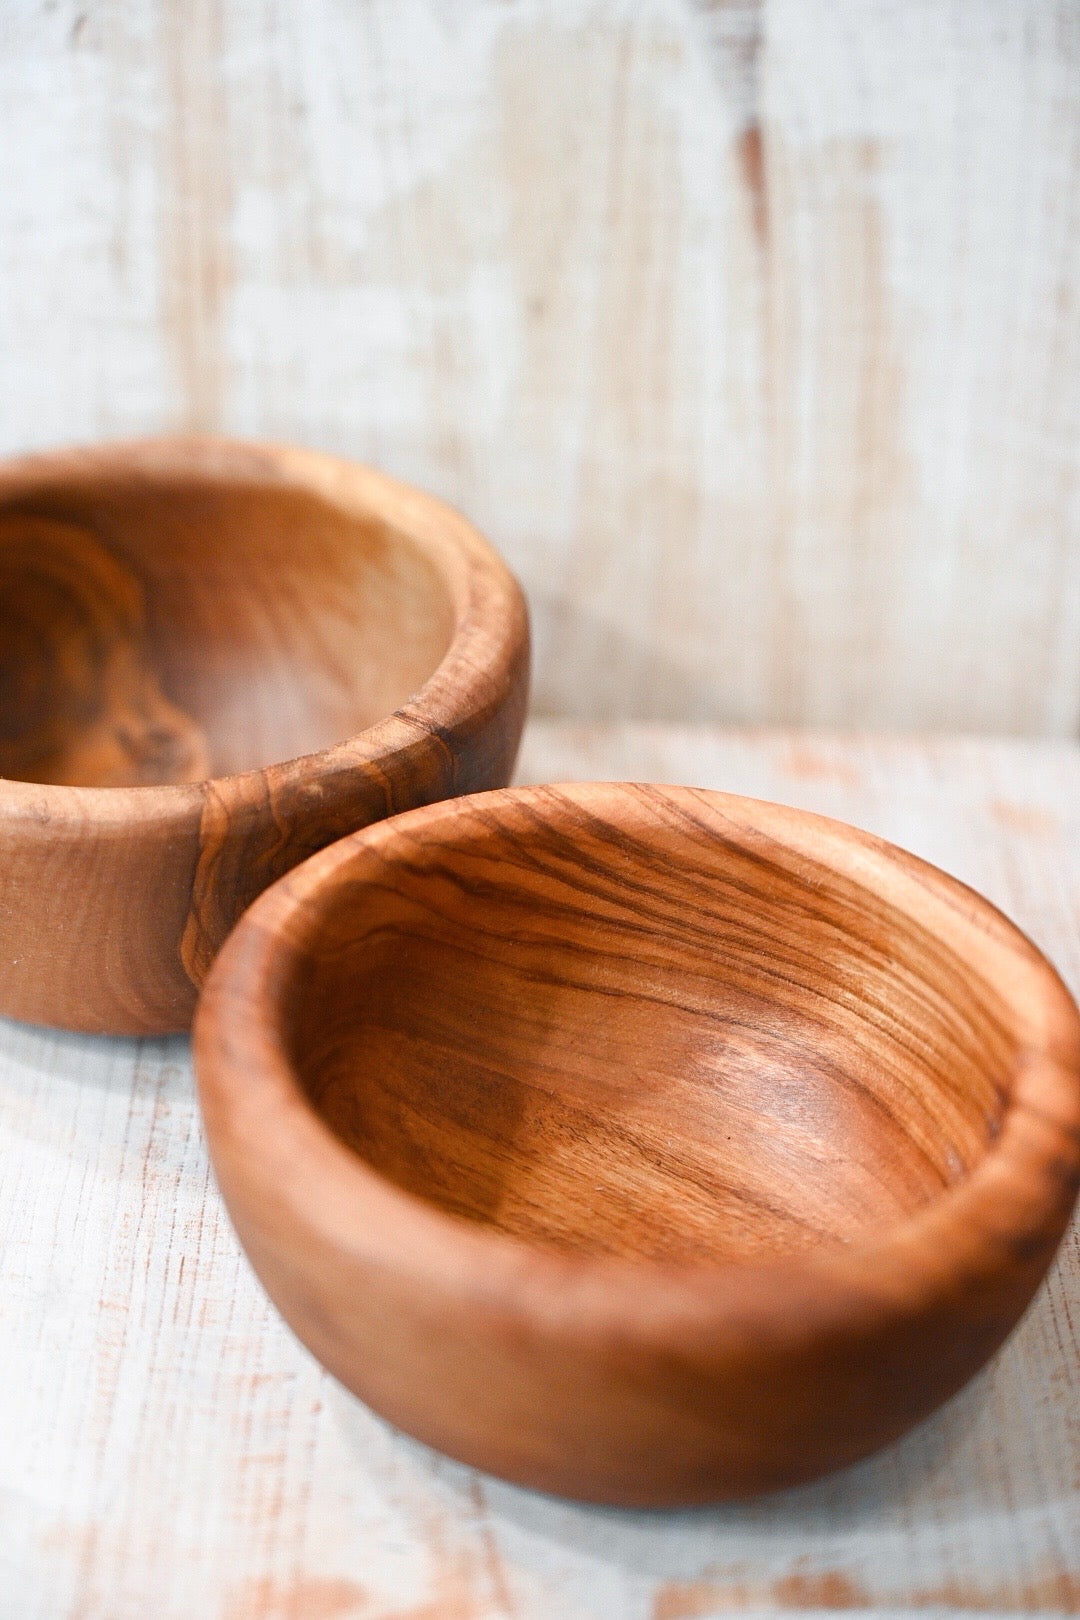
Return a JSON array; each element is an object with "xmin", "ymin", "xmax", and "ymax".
[
  {"xmin": 0, "ymin": 438, "xmax": 529, "ymax": 1033},
  {"xmin": 195, "ymin": 777, "xmax": 1080, "ymax": 1506}
]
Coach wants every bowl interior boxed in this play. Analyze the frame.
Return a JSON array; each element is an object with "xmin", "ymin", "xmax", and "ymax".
[
  {"xmin": 0, "ymin": 471, "xmax": 456, "ymax": 786},
  {"xmin": 281, "ymin": 790, "xmax": 1016, "ymax": 1266}
]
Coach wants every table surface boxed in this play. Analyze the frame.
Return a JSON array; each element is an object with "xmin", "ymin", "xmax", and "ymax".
[{"xmin": 2, "ymin": 722, "xmax": 1079, "ymax": 1620}]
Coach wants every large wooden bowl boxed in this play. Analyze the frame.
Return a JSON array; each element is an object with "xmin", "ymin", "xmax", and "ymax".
[
  {"xmin": 194, "ymin": 783, "xmax": 1080, "ymax": 1505},
  {"xmin": 0, "ymin": 439, "xmax": 528, "ymax": 1033}
]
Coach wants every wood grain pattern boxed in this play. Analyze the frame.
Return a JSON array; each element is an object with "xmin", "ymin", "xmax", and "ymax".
[
  {"xmin": 2, "ymin": 723, "xmax": 1080, "ymax": 1613},
  {"xmin": 1, "ymin": 1, "xmax": 1079, "ymax": 735},
  {"xmin": 0, "ymin": 437, "xmax": 529, "ymax": 1034},
  {"xmin": 194, "ymin": 780, "xmax": 1080, "ymax": 1505},
  {"xmin": 0, "ymin": 513, "xmax": 210, "ymax": 786}
]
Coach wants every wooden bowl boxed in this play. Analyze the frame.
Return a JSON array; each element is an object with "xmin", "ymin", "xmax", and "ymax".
[
  {"xmin": 193, "ymin": 783, "xmax": 1080, "ymax": 1505},
  {"xmin": 0, "ymin": 438, "xmax": 528, "ymax": 1034}
]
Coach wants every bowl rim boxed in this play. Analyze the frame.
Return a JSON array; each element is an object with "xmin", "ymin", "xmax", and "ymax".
[
  {"xmin": 194, "ymin": 781, "xmax": 1080, "ymax": 1347},
  {"xmin": 0, "ymin": 434, "xmax": 524, "ymax": 822}
]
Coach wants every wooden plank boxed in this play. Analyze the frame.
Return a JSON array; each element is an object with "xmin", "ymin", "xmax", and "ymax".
[
  {"xmin": 2, "ymin": 722, "xmax": 1078, "ymax": 1617},
  {"xmin": 1, "ymin": 3, "xmax": 1079, "ymax": 732}
]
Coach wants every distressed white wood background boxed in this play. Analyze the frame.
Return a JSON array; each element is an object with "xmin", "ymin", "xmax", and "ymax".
[
  {"xmin": 1, "ymin": 0, "xmax": 1079, "ymax": 732},
  {"xmin": 1, "ymin": 722, "xmax": 1078, "ymax": 1618}
]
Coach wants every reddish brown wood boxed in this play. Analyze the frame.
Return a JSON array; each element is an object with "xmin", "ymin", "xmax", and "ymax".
[
  {"xmin": 0, "ymin": 438, "xmax": 529, "ymax": 1033},
  {"xmin": 194, "ymin": 782, "xmax": 1080, "ymax": 1506}
]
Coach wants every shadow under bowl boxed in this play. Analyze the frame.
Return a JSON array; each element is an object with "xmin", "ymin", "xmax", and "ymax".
[
  {"xmin": 194, "ymin": 782, "xmax": 1080, "ymax": 1504},
  {"xmin": 0, "ymin": 438, "xmax": 528, "ymax": 1033}
]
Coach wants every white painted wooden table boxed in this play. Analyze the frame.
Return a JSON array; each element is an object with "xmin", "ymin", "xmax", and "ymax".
[{"xmin": 2, "ymin": 722, "xmax": 1078, "ymax": 1619}]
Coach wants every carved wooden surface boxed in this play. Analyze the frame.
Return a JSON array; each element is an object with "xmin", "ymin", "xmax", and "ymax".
[
  {"xmin": 1, "ymin": 1, "xmax": 1079, "ymax": 734},
  {"xmin": 0, "ymin": 439, "xmax": 529, "ymax": 1034},
  {"xmin": 193, "ymin": 775, "xmax": 1080, "ymax": 1507},
  {"xmin": 2, "ymin": 721, "xmax": 1078, "ymax": 1616}
]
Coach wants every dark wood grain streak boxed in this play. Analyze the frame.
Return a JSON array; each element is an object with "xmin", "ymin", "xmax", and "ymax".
[
  {"xmin": 0, "ymin": 438, "xmax": 529, "ymax": 1033},
  {"xmin": 194, "ymin": 781, "xmax": 1080, "ymax": 1505}
]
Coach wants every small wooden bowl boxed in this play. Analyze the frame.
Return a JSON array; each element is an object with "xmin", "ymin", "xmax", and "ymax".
[
  {"xmin": 194, "ymin": 783, "xmax": 1080, "ymax": 1505},
  {"xmin": 0, "ymin": 439, "xmax": 528, "ymax": 1033}
]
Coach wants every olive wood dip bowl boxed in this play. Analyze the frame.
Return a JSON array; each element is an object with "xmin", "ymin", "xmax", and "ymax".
[
  {"xmin": 0, "ymin": 438, "xmax": 528, "ymax": 1033},
  {"xmin": 194, "ymin": 782, "xmax": 1080, "ymax": 1505}
]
